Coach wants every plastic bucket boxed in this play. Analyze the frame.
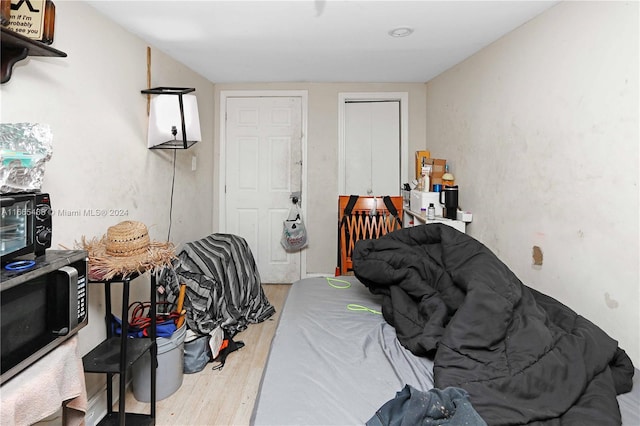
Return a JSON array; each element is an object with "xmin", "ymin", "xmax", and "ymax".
[{"xmin": 132, "ymin": 323, "xmax": 186, "ymax": 402}]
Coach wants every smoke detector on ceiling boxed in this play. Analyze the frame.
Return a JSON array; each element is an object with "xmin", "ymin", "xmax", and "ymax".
[{"xmin": 388, "ymin": 27, "xmax": 414, "ymax": 38}]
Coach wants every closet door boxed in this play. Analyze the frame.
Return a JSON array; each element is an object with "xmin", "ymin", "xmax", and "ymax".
[{"xmin": 344, "ymin": 100, "xmax": 400, "ymax": 196}]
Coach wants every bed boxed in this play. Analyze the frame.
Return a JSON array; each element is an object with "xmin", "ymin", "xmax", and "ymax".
[{"xmin": 251, "ymin": 224, "xmax": 639, "ymax": 425}]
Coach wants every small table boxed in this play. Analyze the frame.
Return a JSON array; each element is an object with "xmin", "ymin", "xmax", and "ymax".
[
  {"xmin": 82, "ymin": 273, "xmax": 157, "ymax": 425},
  {"xmin": 403, "ymin": 207, "xmax": 467, "ymax": 233}
]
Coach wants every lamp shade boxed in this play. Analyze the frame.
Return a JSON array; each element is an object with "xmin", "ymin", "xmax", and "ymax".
[{"xmin": 146, "ymin": 92, "xmax": 202, "ymax": 149}]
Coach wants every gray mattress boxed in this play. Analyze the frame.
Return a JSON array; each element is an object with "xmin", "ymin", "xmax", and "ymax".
[{"xmin": 251, "ymin": 276, "xmax": 640, "ymax": 425}]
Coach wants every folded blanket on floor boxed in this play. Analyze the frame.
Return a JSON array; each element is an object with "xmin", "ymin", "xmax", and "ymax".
[{"xmin": 353, "ymin": 224, "xmax": 634, "ymax": 425}]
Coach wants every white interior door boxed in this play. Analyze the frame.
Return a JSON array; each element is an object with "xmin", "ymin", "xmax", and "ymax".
[
  {"xmin": 225, "ymin": 96, "xmax": 302, "ymax": 283},
  {"xmin": 344, "ymin": 100, "xmax": 401, "ymax": 196}
]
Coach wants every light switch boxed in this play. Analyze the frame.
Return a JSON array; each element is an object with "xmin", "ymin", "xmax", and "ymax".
[{"xmin": 191, "ymin": 155, "xmax": 197, "ymax": 171}]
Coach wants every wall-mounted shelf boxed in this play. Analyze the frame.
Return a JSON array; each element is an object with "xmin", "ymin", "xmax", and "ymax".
[
  {"xmin": 0, "ymin": 26, "xmax": 66, "ymax": 84},
  {"xmin": 402, "ymin": 204, "xmax": 467, "ymax": 233}
]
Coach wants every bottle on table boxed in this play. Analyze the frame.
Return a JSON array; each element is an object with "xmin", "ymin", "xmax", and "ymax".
[{"xmin": 427, "ymin": 203, "xmax": 435, "ymax": 220}]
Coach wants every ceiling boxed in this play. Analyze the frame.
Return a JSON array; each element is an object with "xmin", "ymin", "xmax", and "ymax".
[{"xmin": 86, "ymin": 1, "xmax": 559, "ymax": 84}]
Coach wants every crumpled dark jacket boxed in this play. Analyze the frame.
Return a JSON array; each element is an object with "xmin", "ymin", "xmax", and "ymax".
[
  {"xmin": 352, "ymin": 224, "xmax": 634, "ymax": 425},
  {"xmin": 367, "ymin": 385, "xmax": 487, "ymax": 426}
]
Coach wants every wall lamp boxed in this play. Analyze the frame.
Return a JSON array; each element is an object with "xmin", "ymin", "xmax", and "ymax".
[{"xmin": 141, "ymin": 87, "xmax": 202, "ymax": 149}]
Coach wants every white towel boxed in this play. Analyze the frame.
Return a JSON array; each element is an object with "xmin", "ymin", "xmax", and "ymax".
[{"xmin": 0, "ymin": 335, "xmax": 87, "ymax": 426}]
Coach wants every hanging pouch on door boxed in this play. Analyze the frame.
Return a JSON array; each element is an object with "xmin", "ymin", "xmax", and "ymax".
[{"xmin": 281, "ymin": 205, "xmax": 308, "ymax": 251}]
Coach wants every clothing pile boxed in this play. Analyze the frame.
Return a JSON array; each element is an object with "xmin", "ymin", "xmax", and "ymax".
[{"xmin": 162, "ymin": 233, "xmax": 275, "ymax": 336}]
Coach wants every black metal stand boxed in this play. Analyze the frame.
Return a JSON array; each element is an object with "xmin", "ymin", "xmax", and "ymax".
[{"xmin": 82, "ymin": 273, "xmax": 156, "ymax": 425}]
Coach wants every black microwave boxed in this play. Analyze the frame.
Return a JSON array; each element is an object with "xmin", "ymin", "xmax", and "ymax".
[
  {"xmin": 0, "ymin": 250, "xmax": 88, "ymax": 384},
  {"xmin": 0, "ymin": 192, "xmax": 52, "ymax": 262}
]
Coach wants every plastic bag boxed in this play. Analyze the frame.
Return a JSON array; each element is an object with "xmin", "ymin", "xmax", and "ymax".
[
  {"xmin": 183, "ymin": 333, "xmax": 213, "ymax": 374},
  {"xmin": 183, "ymin": 326, "xmax": 244, "ymax": 373},
  {"xmin": 0, "ymin": 123, "xmax": 53, "ymax": 194},
  {"xmin": 280, "ymin": 205, "xmax": 308, "ymax": 251}
]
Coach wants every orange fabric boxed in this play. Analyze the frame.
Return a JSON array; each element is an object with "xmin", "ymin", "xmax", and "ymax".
[{"xmin": 219, "ymin": 339, "xmax": 229, "ymax": 351}]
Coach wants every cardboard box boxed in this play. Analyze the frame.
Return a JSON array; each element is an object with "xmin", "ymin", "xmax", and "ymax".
[
  {"xmin": 415, "ymin": 151, "xmax": 430, "ymax": 179},
  {"xmin": 425, "ymin": 158, "xmax": 446, "ymax": 190}
]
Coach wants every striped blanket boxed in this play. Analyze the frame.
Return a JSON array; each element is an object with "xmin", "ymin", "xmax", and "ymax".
[{"xmin": 162, "ymin": 234, "xmax": 275, "ymax": 336}]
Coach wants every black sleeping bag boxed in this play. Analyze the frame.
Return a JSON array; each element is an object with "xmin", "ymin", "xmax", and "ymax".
[{"xmin": 352, "ymin": 224, "xmax": 634, "ymax": 425}]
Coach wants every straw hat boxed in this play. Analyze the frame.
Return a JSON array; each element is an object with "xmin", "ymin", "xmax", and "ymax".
[{"xmin": 81, "ymin": 220, "xmax": 176, "ymax": 280}]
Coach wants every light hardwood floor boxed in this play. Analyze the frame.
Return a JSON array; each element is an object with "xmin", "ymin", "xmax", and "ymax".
[{"xmin": 120, "ymin": 284, "xmax": 290, "ymax": 425}]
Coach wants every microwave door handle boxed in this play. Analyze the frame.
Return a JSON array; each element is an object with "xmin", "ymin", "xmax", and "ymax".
[{"xmin": 58, "ymin": 266, "xmax": 79, "ymax": 331}]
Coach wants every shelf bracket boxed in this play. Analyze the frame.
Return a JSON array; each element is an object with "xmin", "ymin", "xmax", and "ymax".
[
  {"xmin": 1, "ymin": 44, "xmax": 28, "ymax": 84},
  {"xmin": 1, "ymin": 27, "xmax": 67, "ymax": 84}
]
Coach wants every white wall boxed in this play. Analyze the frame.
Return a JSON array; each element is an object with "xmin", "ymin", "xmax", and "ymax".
[
  {"xmin": 425, "ymin": 1, "xmax": 639, "ymax": 365},
  {"xmin": 213, "ymin": 83, "xmax": 427, "ymax": 274},
  {"xmin": 0, "ymin": 1, "xmax": 215, "ymax": 398}
]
